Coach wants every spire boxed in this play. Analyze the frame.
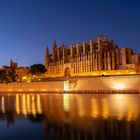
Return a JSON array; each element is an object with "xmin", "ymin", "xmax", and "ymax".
[
  {"xmin": 45, "ymin": 46, "xmax": 50, "ymax": 69},
  {"xmin": 10, "ymin": 59, "xmax": 17, "ymax": 69},
  {"xmin": 104, "ymin": 35, "xmax": 108, "ymax": 41},
  {"xmin": 52, "ymin": 40, "xmax": 57, "ymax": 50},
  {"xmin": 52, "ymin": 40, "xmax": 57, "ymax": 61},
  {"xmin": 10, "ymin": 59, "xmax": 13, "ymax": 67},
  {"xmin": 97, "ymin": 35, "xmax": 103, "ymax": 50},
  {"xmin": 97, "ymin": 35, "xmax": 102, "ymax": 43},
  {"xmin": 90, "ymin": 40, "xmax": 94, "ymax": 53},
  {"xmin": 45, "ymin": 46, "xmax": 49, "ymax": 56},
  {"xmin": 83, "ymin": 41, "xmax": 87, "ymax": 55}
]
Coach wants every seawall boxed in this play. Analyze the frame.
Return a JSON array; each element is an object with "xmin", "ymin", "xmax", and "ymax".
[{"xmin": 0, "ymin": 75, "xmax": 140, "ymax": 93}]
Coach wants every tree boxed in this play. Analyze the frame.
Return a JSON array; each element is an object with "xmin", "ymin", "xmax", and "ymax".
[
  {"xmin": 0, "ymin": 70, "xmax": 7, "ymax": 83},
  {"xmin": 8, "ymin": 69, "xmax": 17, "ymax": 82},
  {"xmin": 29, "ymin": 64, "xmax": 47, "ymax": 75},
  {"xmin": 0, "ymin": 69, "xmax": 17, "ymax": 83}
]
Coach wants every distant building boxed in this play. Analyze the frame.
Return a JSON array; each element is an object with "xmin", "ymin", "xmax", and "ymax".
[
  {"xmin": 45, "ymin": 35, "xmax": 140, "ymax": 77},
  {"xmin": 10, "ymin": 59, "xmax": 18, "ymax": 69},
  {"xmin": 0, "ymin": 59, "xmax": 30, "ymax": 82}
]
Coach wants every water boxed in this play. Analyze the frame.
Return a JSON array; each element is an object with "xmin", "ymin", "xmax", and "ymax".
[{"xmin": 0, "ymin": 93, "xmax": 140, "ymax": 140}]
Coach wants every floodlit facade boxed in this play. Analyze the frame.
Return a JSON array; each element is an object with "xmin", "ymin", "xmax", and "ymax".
[{"xmin": 45, "ymin": 35, "xmax": 140, "ymax": 78}]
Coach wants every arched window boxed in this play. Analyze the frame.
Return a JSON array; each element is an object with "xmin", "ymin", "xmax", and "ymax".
[{"xmin": 64, "ymin": 67, "xmax": 70, "ymax": 77}]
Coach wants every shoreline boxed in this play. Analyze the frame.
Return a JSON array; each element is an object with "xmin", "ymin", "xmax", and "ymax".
[
  {"xmin": 0, "ymin": 75, "xmax": 140, "ymax": 93},
  {"xmin": 0, "ymin": 90, "xmax": 140, "ymax": 94}
]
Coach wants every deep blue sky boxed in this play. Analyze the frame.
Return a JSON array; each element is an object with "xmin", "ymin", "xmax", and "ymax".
[{"xmin": 0, "ymin": 0, "xmax": 140, "ymax": 67}]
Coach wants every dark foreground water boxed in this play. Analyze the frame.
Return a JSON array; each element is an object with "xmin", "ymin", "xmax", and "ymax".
[{"xmin": 0, "ymin": 93, "xmax": 140, "ymax": 140}]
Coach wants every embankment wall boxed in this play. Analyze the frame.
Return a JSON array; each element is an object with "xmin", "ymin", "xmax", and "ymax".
[
  {"xmin": 75, "ymin": 75, "xmax": 140, "ymax": 91},
  {"xmin": 0, "ymin": 75, "xmax": 140, "ymax": 92}
]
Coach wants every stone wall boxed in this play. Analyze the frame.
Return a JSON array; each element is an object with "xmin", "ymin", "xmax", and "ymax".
[
  {"xmin": 0, "ymin": 81, "xmax": 64, "ymax": 92},
  {"xmin": 0, "ymin": 75, "xmax": 140, "ymax": 92},
  {"xmin": 74, "ymin": 75, "xmax": 140, "ymax": 91}
]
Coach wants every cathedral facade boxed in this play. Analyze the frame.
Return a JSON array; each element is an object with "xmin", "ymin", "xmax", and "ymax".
[{"xmin": 45, "ymin": 35, "xmax": 140, "ymax": 78}]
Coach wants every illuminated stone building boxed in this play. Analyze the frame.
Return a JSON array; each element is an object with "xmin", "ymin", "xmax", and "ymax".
[
  {"xmin": 45, "ymin": 35, "xmax": 140, "ymax": 78},
  {"xmin": 0, "ymin": 59, "xmax": 30, "ymax": 82}
]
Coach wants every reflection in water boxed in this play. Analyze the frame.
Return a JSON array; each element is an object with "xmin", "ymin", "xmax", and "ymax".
[
  {"xmin": 91, "ymin": 98, "xmax": 99, "ymax": 117},
  {"xmin": 1, "ymin": 96, "xmax": 5, "ymax": 113},
  {"xmin": 63, "ymin": 94, "xmax": 70, "ymax": 112},
  {"xmin": 101, "ymin": 98, "xmax": 109, "ymax": 118},
  {"xmin": 16, "ymin": 94, "xmax": 20, "ymax": 114},
  {"xmin": 0, "ymin": 93, "xmax": 140, "ymax": 139}
]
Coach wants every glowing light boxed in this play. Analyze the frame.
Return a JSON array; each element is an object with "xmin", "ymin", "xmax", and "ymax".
[
  {"xmin": 18, "ymin": 89, "xmax": 23, "ymax": 92},
  {"xmin": 91, "ymin": 98, "xmax": 99, "ymax": 118},
  {"xmin": 22, "ymin": 76, "xmax": 27, "ymax": 80},
  {"xmin": 22, "ymin": 94, "xmax": 27, "ymax": 115},
  {"xmin": 77, "ymin": 97, "xmax": 84, "ymax": 117},
  {"xmin": 31, "ymin": 95, "xmax": 36, "ymax": 116},
  {"xmin": 37, "ymin": 94, "xmax": 42, "ymax": 114},
  {"xmin": 16, "ymin": 94, "xmax": 20, "ymax": 114},
  {"xmin": 7, "ymin": 89, "xmax": 13, "ymax": 92},
  {"xmin": 1, "ymin": 97, "xmax": 5, "ymax": 113},
  {"xmin": 63, "ymin": 94, "xmax": 70, "ymax": 112},
  {"xmin": 64, "ymin": 81, "xmax": 69, "ymax": 90},
  {"xmin": 102, "ymin": 98, "xmax": 109, "ymax": 118},
  {"xmin": 41, "ymin": 89, "xmax": 47, "ymax": 91},
  {"xmin": 27, "ymin": 95, "xmax": 31, "ymax": 114},
  {"xmin": 112, "ymin": 94, "xmax": 127, "ymax": 120},
  {"xmin": 30, "ymin": 89, "xmax": 34, "ymax": 91},
  {"xmin": 114, "ymin": 83, "xmax": 125, "ymax": 90}
]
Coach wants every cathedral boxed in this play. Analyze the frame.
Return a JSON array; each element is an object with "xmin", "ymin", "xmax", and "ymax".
[{"xmin": 45, "ymin": 35, "xmax": 140, "ymax": 78}]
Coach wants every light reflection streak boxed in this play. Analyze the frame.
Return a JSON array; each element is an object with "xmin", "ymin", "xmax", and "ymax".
[
  {"xmin": 15, "ymin": 94, "xmax": 43, "ymax": 116},
  {"xmin": 27, "ymin": 94, "xmax": 31, "ymax": 114},
  {"xmin": 16, "ymin": 94, "xmax": 20, "ymax": 114},
  {"xmin": 1, "ymin": 97, "xmax": 5, "ymax": 113},
  {"xmin": 37, "ymin": 94, "xmax": 42, "ymax": 114},
  {"xmin": 91, "ymin": 98, "xmax": 99, "ymax": 118},
  {"xmin": 22, "ymin": 94, "xmax": 27, "ymax": 116},
  {"xmin": 127, "ymin": 100, "xmax": 138, "ymax": 121},
  {"xmin": 102, "ymin": 98, "xmax": 109, "ymax": 118},
  {"xmin": 112, "ymin": 94, "xmax": 127, "ymax": 120},
  {"xmin": 0, "ymin": 94, "xmax": 140, "ymax": 122},
  {"xmin": 63, "ymin": 94, "xmax": 70, "ymax": 112},
  {"xmin": 77, "ymin": 97, "xmax": 84, "ymax": 117},
  {"xmin": 31, "ymin": 95, "xmax": 36, "ymax": 116}
]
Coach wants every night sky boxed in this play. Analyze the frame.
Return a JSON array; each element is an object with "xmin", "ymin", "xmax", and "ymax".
[{"xmin": 0, "ymin": 0, "xmax": 140, "ymax": 67}]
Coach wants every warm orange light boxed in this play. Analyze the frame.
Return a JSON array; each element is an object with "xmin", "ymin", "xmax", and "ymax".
[
  {"xmin": 22, "ymin": 76, "xmax": 27, "ymax": 80},
  {"xmin": 37, "ymin": 94, "xmax": 42, "ymax": 114},
  {"xmin": 102, "ymin": 98, "xmax": 109, "ymax": 118},
  {"xmin": 1, "ymin": 97, "xmax": 5, "ymax": 113},
  {"xmin": 21, "ymin": 94, "xmax": 27, "ymax": 115},
  {"xmin": 16, "ymin": 94, "xmax": 20, "ymax": 114},
  {"xmin": 41, "ymin": 89, "xmax": 47, "ymax": 91},
  {"xmin": 114, "ymin": 83, "xmax": 125, "ymax": 90},
  {"xmin": 63, "ymin": 94, "xmax": 70, "ymax": 112},
  {"xmin": 31, "ymin": 95, "xmax": 36, "ymax": 116},
  {"xmin": 91, "ymin": 98, "xmax": 99, "ymax": 118}
]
